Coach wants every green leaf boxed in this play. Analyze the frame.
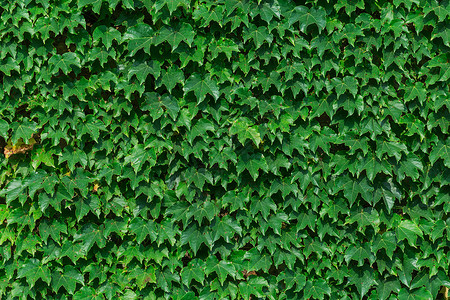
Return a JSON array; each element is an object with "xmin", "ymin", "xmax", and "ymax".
[
  {"xmin": 303, "ymin": 279, "xmax": 332, "ymax": 299},
  {"xmin": 124, "ymin": 144, "xmax": 157, "ymax": 173},
  {"xmin": 156, "ymin": 65, "xmax": 185, "ymax": 92},
  {"xmin": 186, "ymin": 118, "xmax": 216, "ymax": 144},
  {"xmin": 211, "ymin": 215, "xmax": 242, "ymax": 243},
  {"xmin": 377, "ymin": 277, "xmax": 401, "ymax": 300},
  {"xmin": 205, "ymin": 256, "xmax": 238, "ymax": 285},
  {"xmin": 403, "ymin": 82, "xmax": 427, "ymax": 104},
  {"xmin": 11, "ymin": 119, "xmax": 38, "ymax": 144},
  {"xmin": 180, "ymin": 258, "xmax": 205, "ymax": 285},
  {"xmin": 398, "ymin": 287, "xmax": 433, "ymax": 300},
  {"xmin": 123, "ymin": 23, "xmax": 154, "ymax": 56},
  {"xmin": 277, "ymin": 269, "xmax": 306, "ymax": 291},
  {"xmin": 395, "ymin": 153, "xmax": 424, "ymax": 181},
  {"xmin": 185, "ymin": 167, "xmax": 214, "ymax": 190},
  {"xmin": 93, "ymin": 25, "xmax": 121, "ymax": 49},
  {"xmin": 183, "ymin": 73, "xmax": 220, "ymax": 103},
  {"xmin": 229, "ymin": 117, "xmax": 261, "ymax": 147},
  {"xmin": 51, "ymin": 265, "xmax": 84, "ymax": 295},
  {"xmin": 39, "ymin": 219, "xmax": 67, "ymax": 245},
  {"xmin": 17, "ymin": 258, "xmax": 51, "ymax": 287},
  {"xmin": 180, "ymin": 223, "xmax": 206, "ymax": 255},
  {"xmin": 74, "ymin": 194, "xmax": 101, "ymax": 221},
  {"xmin": 73, "ymin": 223, "xmax": 106, "ymax": 253},
  {"xmin": 243, "ymin": 24, "xmax": 273, "ymax": 48},
  {"xmin": 129, "ymin": 218, "xmax": 157, "ymax": 244},
  {"xmin": 371, "ymin": 231, "xmax": 397, "ymax": 259},
  {"xmin": 331, "ymin": 76, "xmax": 358, "ymax": 97},
  {"xmin": 154, "ymin": 0, "xmax": 190, "ymax": 14},
  {"xmin": 128, "ymin": 59, "xmax": 161, "ymax": 85},
  {"xmin": 0, "ymin": 56, "xmax": 20, "ymax": 75},
  {"xmin": 336, "ymin": 174, "xmax": 374, "ymax": 207},
  {"xmin": 238, "ymin": 277, "xmax": 268, "ymax": 300},
  {"xmin": 397, "ymin": 220, "xmax": 423, "ymax": 245},
  {"xmin": 48, "ymin": 52, "xmax": 81, "ymax": 75},
  {"xmin": 209, "ymin": 38, "xmax": 240, "ymax": 61},
  {"xmin": 61, "ymin": 168, "xmax": 93, "ymax": 198},
  {"xmin": 376, "ymin": 140, "xmax": 408, "ymax": 161},
  {"xmin": 346, "ymin": 207, "xmax": 380, "ymax": 232},
  {"xmin": 236, "ymin": 152, "xmax": 268, "ymax": 181},
  {"xmin": 287, "ymin": 6, "xmax": 327, "ymax": 33},
  {"xmin": 349, "ymin": 266, "xmax": 377, "ymax": 300},
  {"xmin": 153, "ymin": 23, "xmax": 195, "ymax": 50},
  {"xmin": 430, "ymin": 138, "xmax": 450, "ymax": 167},
  {"xmin": 59, "ymin": 146, "xmax": 88, "ymax": 172},
  {"xmin": 73, "ymin": 286, "xmax": 103, "ymax": 300}
]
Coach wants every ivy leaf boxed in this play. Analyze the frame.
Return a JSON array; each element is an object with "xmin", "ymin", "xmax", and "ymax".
[
  {"xmin": 128, "ymin": 59, "xmax": 161, "ymax": 85},
  {"xmin": 156, "ymin": 65, "xmax": 185, "ymax": 92},
  {"xmin": 238, "ymin": 277, "xmax": 268, "ymax": 300},
  {"xmin": 74, "ymin": 194, "xmax": 101, "ymax": 221},
  {"xmin": 349, "ymin": 266, "xmax": 378, "ymax": 299},
  {"xmin": 288, "ymin": 6, "xmax": 327, "ymax": 33},
  {"xmin": 236, "ymin": 152, "xmax": 268, "ymax": 181},
  {"xmin": 277, "ymin": 269, "xmax": 306, "ymax": 291},
  {"xmin": 185, "ymin": 167, "xmax": 214, "ymax": 190},
  {"xmin": 154, "ymin": 0, "xmax": 190, "ymax": 14},
  {"xmin": 77, "ymin": 0, "xmax": 102, "ymax": 13},
  {"xmin": 331, "ymin": 76, "xmax": 358, "ymax": 97},
  {"xmin": 183, "ymin": 73, "xmax": 220, "ymax": 103},
  {"xmin": 336, "ymin": 174, "xmax": 374, "ymax": 207},
  {"xmin": 229, "ymin": 117, "xmax": 261, "ymax": 147},
  {"xmin": 396, "ymin": 220, "xmax": 423, "ymax": 246},
  {"xmin": 73, "ymin": 286, "xmax": 103, "ymax": 300},
  {"xmin": 39, "ymin": 219, "xmax": 67, "ymax": 245},
  {"xmin": 377, "ymin": 277, "xmax": 401, "ymax": 300},
  {"xmin": 403, "ymin": 82, "xmax": 427, "ymax": 104},
  {"xmin": 48, "ymin": 52, "xmax": 81, "ymax": 75},
  {"xmin": 58, "ymin": 146, "xmax": 88, "ymax": 172},
  {"xmin": 371, "ymin": 231, "xmax": 397, "ymax": 259},
  {"xmin": 180, "ymin": 223, "xmax": 206, "ymax": 255},
  {"xmin": 156, "ymin": 219, "xmax": 179, "ymax": 246},
  {"xmin": 51, "ymin": 265, "xmax": 84, "ymax": 295},
  {"xmin": 61, "ymin": 168, "xmax": 93, "ymax": 198},
  {"xmin": 123, "ymin": 23, "xmax": 154, "ymax": 56},
  {"xmin": 11, "ymin": 119, "xmax": 37, "ymax": 144},
  {"xmin": 430, "ymin": 138, "xmax": 450, "ymax": 167},
  {"xmin": 376, "ymin": 140, "xmax": 408, "ymax": 161},
  {"xmin": 398, "ymin": 287, "xmax": 433, "ymax": 299},
  {"xmin": 17, "ymin": 258, "xmax": 51, "ymax": 287},
  {"xmin": 395, "ymin": 153, "xmax": 424, "ymax": 181},
  {"xmin": 205, "ymin": 256, "xmax": 238, "ymax": 285},
  {"xmin": 399, "ymin": 114, "xmax": 426, "ymax": 140},
  {"xmin": 209, "ymin": 38, "xmax": 239, "ymax": 61},
  {"xmin": 346, "ymin": 207, "xmax": 380, "ymax": 232},
  {"xmin": 186, "ymin": 119, "xmax": 216, "ymax": 144},
  {"xmin": 93, "ymin": 25, "xmax": 121, "ymax": 49},
  {"xmin": 153, "ymin": 23, "xmax": 195, "ymax": 50},
  {"xmin": 0, "ymin": 56, "xmax": 20, "ymax": 75},
  {"xmin": 73, "ymin": 223, "xmax": 106, "ymax": 253},
  {"xmin": 124, "ymin": 144, "xmax": 157, "ymax": 173},
  {"xmin": 211, "ymin": 215, "xmax": 242, "ymax": 243},
  {"xmin": 303, "ymin": 279, "xmax": 332, "ymax": 299},
  {"xmin": 129, "ymin": 218, "xmax": 157, "ymax": 244},
  {"xmin": 243, "ymin": 24, "xmax": 273, "ymax": 48}
]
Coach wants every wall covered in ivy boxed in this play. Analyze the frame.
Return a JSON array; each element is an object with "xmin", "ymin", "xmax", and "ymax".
[{"xmin": 0, "ymin": 0, "xmax": 449, "ymax": 299}]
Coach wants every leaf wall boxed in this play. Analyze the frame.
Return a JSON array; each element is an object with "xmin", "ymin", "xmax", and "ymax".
[{"xmin": 0, "ymin": 0, "xmax": 449, "ymax": 299}]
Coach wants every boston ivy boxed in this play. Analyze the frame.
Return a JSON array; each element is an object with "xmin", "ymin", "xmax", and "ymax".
[{"xmin": 0, "ymin": 0, "xmax": 449, "ymax": 299}]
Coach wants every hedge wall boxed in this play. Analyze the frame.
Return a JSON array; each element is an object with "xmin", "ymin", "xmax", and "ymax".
[{"xmin": 0, "ymin": 0, "xmax": 449, "ymax": 299}]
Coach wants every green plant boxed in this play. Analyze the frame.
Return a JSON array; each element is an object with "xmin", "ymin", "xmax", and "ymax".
[{"xmin": 0, "ymin": 0, "xmax": 449, "ymax": 299}]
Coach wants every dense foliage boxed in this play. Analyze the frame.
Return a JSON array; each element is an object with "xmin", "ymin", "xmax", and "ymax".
[{"xmin": 0, "ymin": 0, "xmax": 449, "ymax": 298}]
